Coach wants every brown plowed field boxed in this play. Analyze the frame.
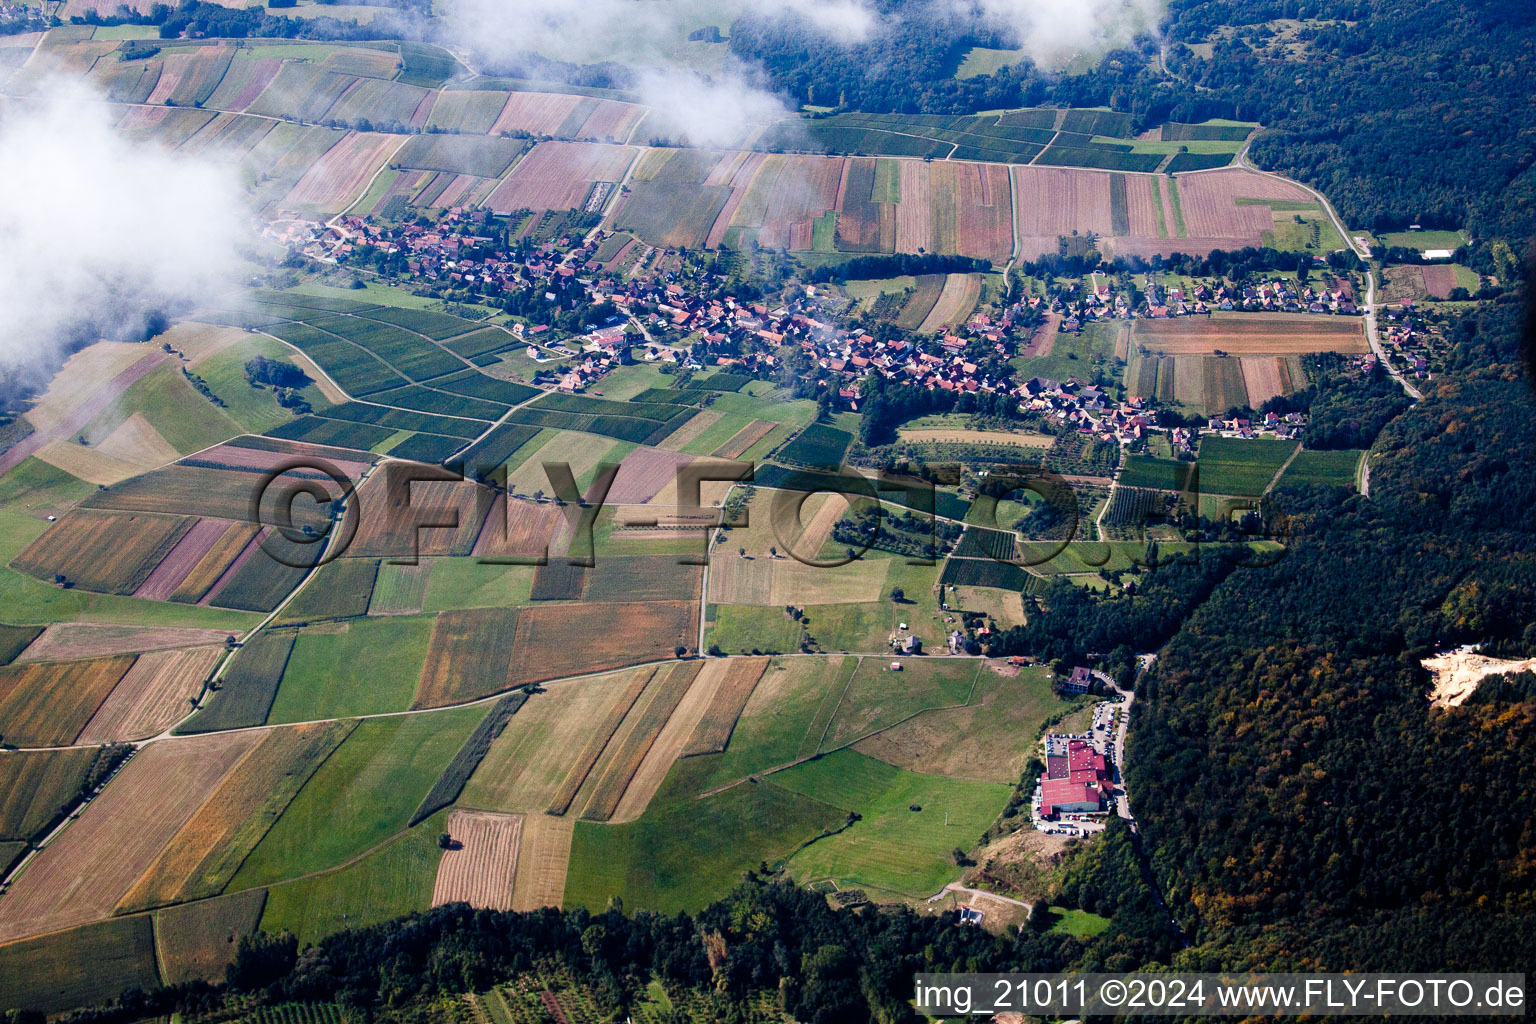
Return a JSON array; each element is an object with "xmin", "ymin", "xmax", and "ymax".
[
  {"xmin": 415, "ymin": 607, "xmax": 519, "ymax": 708},
  {"xmin": 1238, "ymin": 356, "xmax": 1287, "ymax": 406},
  {"xmin": 194, "ymin": 526, "xmax": 268, "ymax": 607},
  {"xmin": 350, "ymin": 467, "xmax": 496, "ymax": 559},
  {"xmin": 704, "ymin": 152, "xmax": 767, "ymax": 248},
  {"xmin": 508, "ymin": 601, "xmax": 698, "ymax": 687},
  {"xmin": 473, "ymin": 495, "xmax": 563, "ymax": 560},
  {"xmin": 283, "ymin": 132, "xmax": 403, "ymax": 211},
  {"xmin": 490, "ymin": 92, "xmax": 582, "ymax": 136},
  {"xmin": 606, "ymin": 447, "xmax": 695, "ymax": 505},
  {"xmin": 432, "ymin": 809, "xmax": 523, "ymax": 911},
  {"xmin": 0, "ymin": 731, "xmax": 261, "ymax": 943},
  {"xmin": 132, "ymin": 517, "xmax": 238, "ymax": 601},
  {"xmin": 76, "ymin": 646, "xmax": 225, "ymax": 743}
]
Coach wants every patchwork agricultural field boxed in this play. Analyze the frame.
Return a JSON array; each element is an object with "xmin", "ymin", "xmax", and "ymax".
[{"xmin": 0, "ymin": 24, "xmax": 1436, "ymax": 1011}]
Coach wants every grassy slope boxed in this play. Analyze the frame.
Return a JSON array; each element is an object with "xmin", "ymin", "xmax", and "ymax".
[
  {"xmin": 229, "ymin": 705, "xmax": 485, "ymax": 887},
  {"xmin": 258, "ymin": 810, "xmax": 447, "ymax": 946},
  {"xmin": 266, "ymin": 615, "xmax": 435, "ymax": 722},
  {"xmin": 774, "ymin": 748, "xmax": 1011, "ymax": 897}
]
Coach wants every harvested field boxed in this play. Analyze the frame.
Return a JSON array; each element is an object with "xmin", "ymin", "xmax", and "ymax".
[
  {"xmin": 432, "ymin": 809, "xmax": 522, "ymax": 910},
  {"xmin": 155, "ymin": 888, "xmax": 267, "ymax": 985},
  {"xmin": 704, "ymin": 152, "xmax": 768, "ymax": 248},
  {"xmin": 656, "ymin": 408, "xmax": 723, "ymax": 451},
  {"xmin": 485, "ymin": 142, "xmax": 636, "ymax": 213},
  {"xmin": 681, "ymin": 657, "xmax": 769, "ymax": 756},
  {"xmin": 117, "ymin": 720, "xmax": 354, "ymax": 911},
  {"xmin": 511, "ymin": 814, "xmax": 573, "ymax": 910},
  {"xmin": 706, "ymin": 550, "xmax": 887, "ymax": 608},
  {"xmin": 15, "ymin": 623, "xmax": 232, "ymax": 662},
  {"xmin": 0, "ymin": 731, "xmax": 261, "ymax": 944},
  {"xmin": 1011, "ymin": 166, "xmax": 1114, "ymax": 258},
  {"xmin": 282, "ymin": 132, "xmax": 404, "ymax": 212},
  {"xmin": 473, "ymin": 496, "xmax": 563, "ymax": 561},
  {"xmin": 918, "ymin": 273, "xmax": 982, "ymax": 333},
  {"xmin": 509, "ymin": 601, "xmax": 698, "ymax": 686},
  {"xmin": 583, "ymin": 662, "xmax": 702, "ymax": 822},
  {"xmin": 76, "ymin": 646, "xmax": 225, "ymax": 743},
  {"xmin": 460, "ymin": 669, "xmax": 649, "ymax": 813},
  {"xmin": 1133, "ymin": 315, "xmax": 1367, "ymax": 354},
  {"xmin": 546, "ymin": 668, "xmax": 654, "ymax": 815},
  {"xmin": 12, "ymin": 509, "xmax": 194, "ymax": 595},
  {"xmin": 132, "ymin": 517, "xmax": 238, "ymax": 601},
  {"xmin": 415, "ymin": 607, "xmax": 519, "ymax": 708},
  {"xmin": 1177, "ymin": 167, "xmax": 1311, "ymax": 236},
  {"xmin": 606, "ymin": 446, "xmax": 694, "ymax": 504},
  {"xmin": 349, "ymin": 465, "xmax": 496, "ymax": 558},
  {"xmin": 490, "ymin": 91, "xmax": 584, "ymax": 136},
  {"xmin": 171, "ymin": 522, "xmax": 263, "ymax": 603},
  {"xmin": 1238, "ymin": 356, "xmax": 1287, "ymax": 406},
  {"xmin": 711, "ymin": 418, "xmax": 776, "ymax": 459},
  {"xmin": 0, "ymin": 656, "xmax": 137, "ymax": 747},
  {"xmin": 205, "ymin": 56, "xmax": 282, "ymax": 111},
  {"xmin": 576, "ymin": 99, "xmax": 645, "ymax": 143}
]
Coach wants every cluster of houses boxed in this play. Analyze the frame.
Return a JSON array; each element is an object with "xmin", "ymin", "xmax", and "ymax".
[
  {"xmin": 1204, "ymin": 410, "xmax": 1308, "ymax": 439},
  {"xmin": 1066, "ymin": 272, "xmax": 1361, "ymax": 321},
  {"xmin": 270, "ymin": 212, "xmax": 1342, "ymax": 442},
  {"xmin": 1378, "ymin": 302, "xmax": 1444, "ymax": 380}
]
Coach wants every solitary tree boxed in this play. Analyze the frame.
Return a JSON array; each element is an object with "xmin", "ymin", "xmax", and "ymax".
[{"xmin": 890, "ymin": 586, "xmax": 905, "ymax": 603}]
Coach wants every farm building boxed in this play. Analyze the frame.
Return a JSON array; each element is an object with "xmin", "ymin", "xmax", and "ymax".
[{"xmin": 1039, "ymin": 738, "xmax": 1113, "ymax": 819}]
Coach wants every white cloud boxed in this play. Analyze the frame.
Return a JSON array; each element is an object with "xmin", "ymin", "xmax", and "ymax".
[
  {"xmin": 956, "ymin": 0, "xmax": 1164, "ymax": 65},
  {"xmin": 443, "ymin": 0, "xmax": 876, "ymax": 68},
  {"xmin": 633, "ymin": 67, "xmax": 791, "ymax": 148},
  {"xmin": 0, "ymin": 80, "xmax": 247, "ymax": 388}
]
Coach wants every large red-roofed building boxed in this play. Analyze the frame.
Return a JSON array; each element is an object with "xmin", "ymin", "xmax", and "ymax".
[{"xmin": 1040, "ymin": 738, "xmax": 1112, "ymax": 819}]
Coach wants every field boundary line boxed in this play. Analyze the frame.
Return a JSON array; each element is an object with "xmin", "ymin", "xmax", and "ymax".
[
  {"xmin": 698, "ymin": 659, "xmax": 993, "ymax": 799},
  {"xmin": 1261, "ymin": 441, "xmax": 1304, "ymax": 496}
]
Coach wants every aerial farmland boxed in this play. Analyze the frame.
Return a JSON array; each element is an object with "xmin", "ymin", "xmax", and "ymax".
[{"xmin": 0, "ymin": 0, "xmax": 1523, "ymax": 1016}]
